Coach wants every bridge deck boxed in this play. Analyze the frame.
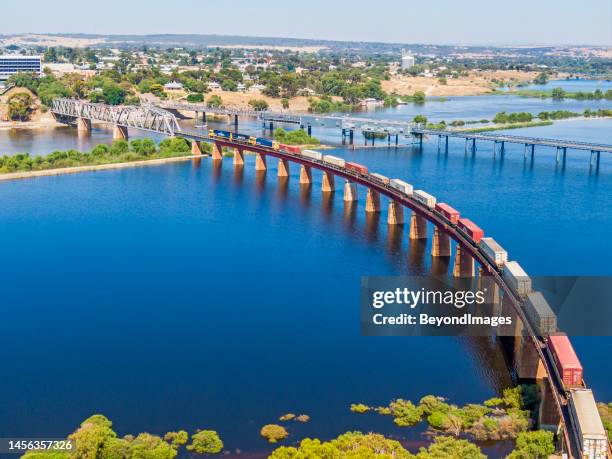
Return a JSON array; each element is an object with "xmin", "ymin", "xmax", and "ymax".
[{"xmin": 414, "ymin": 128, "xmax": 612, "ymax": 153}]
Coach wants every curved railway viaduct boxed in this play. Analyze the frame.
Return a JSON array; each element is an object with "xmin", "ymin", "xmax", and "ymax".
[{"xmin": 51, "ymin": 98, "xmax": 612, "ymax": 458}]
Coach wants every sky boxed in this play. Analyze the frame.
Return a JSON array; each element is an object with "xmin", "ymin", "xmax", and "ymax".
[{"xmin": 3, "ymin": 0, "xmax": 611, "ymax": 46}]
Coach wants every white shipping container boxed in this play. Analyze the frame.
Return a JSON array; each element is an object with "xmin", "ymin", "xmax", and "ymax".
[
  {"xmin": 371, "ymin": 173, "xmax": 390, "ymax": 184},
  {"xmin": 569, "ymin": 389, "xmax": 608, "ymax": 459},
  {"xmin": 480, "ymin": 237, "xmax": 508, "ymax": 267},
  {"xmin": 503, "ymin": 261, "xmax": 532, "ymax": 297},
  {"xmin": 323, "ymin": 155, "xmax": 346, "ymax": 168},
  {"xmin": 302, "ymin": 150, "xmax": 322, "ymax": 161},
  {"xmin": 413, "ymin": 190, "xmax": 436, "ymax": 209},
  {"xmin": 390, "ymin": 179, "xmax": 414, "ymax": 196}
]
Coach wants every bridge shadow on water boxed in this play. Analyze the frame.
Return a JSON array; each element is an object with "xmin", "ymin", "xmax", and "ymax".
[{"xmin": 205, "ymin": 158, "xmax": 523, "ymax": 395}]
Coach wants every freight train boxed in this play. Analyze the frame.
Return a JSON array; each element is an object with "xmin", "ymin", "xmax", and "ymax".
[{"xmin": 210, "ymin": 130, "xmax": 601, "ymax": 456}]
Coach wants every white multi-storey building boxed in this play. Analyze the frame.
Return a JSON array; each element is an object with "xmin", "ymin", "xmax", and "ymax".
[{"xmin": 0, "ymin": 55, "xmax": 42, "ymax": 80}]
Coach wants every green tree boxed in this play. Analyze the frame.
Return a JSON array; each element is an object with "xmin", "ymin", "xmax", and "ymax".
[
  {"xmin": 260, "ymin": 424, "xmax": 289, "ymax": 443},
  {"xmin": 7, "ymin": 92, "xmax": 33, "ymax": 121},
  {"xmin": 130, "ymin": 139, "xmax": 157, "ymax": 156},
  {"xmin": 207, "ymin": 95, "xmax": 223, "ymax": 108},
  {"xmin": 68, "ymin": 414, "xmax": 117, "ymax": 459},
  {"xmin": 389, "ymin": 399, "xmax": 423, "ymax": 427},
  {"xmin": 508, "ymin": 430, "xmax": 555, "ymax": 459},
  {"xmin": 186, "ymin": 93, "xmax": 204, "ymax": 103},
  {"xmin": 186, "ymin": 430, "xmax": 223, "ymax": 454},
  {"xmin": 533, "ymin": 73, "xmax": 548, "ymax": 85},
  {"xmin": 127, "ymin": 433, "xmax": 177, "ymax": 459},
  {"xmin": 416, "ymin": 436, "xmax": 485, "ymax": 459},
  {"xmin": 101, "ymin": 81, "xmax": 126, "ymax": 105},
  {"xmin": 248, "ymin": 99, "xmax": 269, "ymax": 111},
  {"xmin": 159, "ymin": 137, "xmax": 190, "ymax": 154},
  {"xmin": 413, "ymin": 115, "xmax": 427, "ymax": 125},
  {"xmin": 551, "ymin": 87, "xmax": 566, "ymax": 99},
  {"xmin": 269, "ymin": 432, "xmax": 412, "ymax": 459},
  {"xmin": 413, "ymin": 91, "xmax": 426, "ymax": 104},
  {"xmin": 281, "ymin": 98, "xmax": 290, "ymax": 109},
  {"xmin": 110, "ymin": 140, "xmax": 129, "ymax": 156}
]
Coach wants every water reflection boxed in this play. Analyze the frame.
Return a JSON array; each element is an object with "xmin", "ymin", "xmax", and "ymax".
[{"xmin": 364, "ymin": 212, "xmax": 381, "ymax": 243}]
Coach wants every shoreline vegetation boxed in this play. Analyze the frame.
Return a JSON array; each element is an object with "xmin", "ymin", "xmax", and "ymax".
[
  {"xmin": 0, "ymin": 137, "xmax": 200, "ymax": 179},
  {"xmin": 19, "ymin": 387, "xmax": 571, "ymax": 459},
  {"xmin": 0, "ymin": 131, "xmax": 328, "ymax": 181},
  {"xmin": 419, "ymin": 108, "xmax": 612, "ymax": 133}
]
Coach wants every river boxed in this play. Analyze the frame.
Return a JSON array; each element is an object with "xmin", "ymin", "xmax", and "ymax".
[{"xmin": 0, "ymin": 85, "xmax": 610, "ymax": 457}]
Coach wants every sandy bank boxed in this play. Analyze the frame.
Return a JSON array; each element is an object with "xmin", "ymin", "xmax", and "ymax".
[{"xmin": 0, "ymin": 155, "xmax": 201, "ymax": 182}]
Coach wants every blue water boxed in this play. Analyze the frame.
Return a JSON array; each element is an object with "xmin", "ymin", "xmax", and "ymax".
[
  {"xmin": 523, "ymin": 78, "xmax": 612, "ymax": 93},
  {"xmin": 0, "ymin": 85, "xmax": 611, "ymax": 455},
  {"xmin": 0, "ymin": 159, "xmax": 511, "ymax": 456}
]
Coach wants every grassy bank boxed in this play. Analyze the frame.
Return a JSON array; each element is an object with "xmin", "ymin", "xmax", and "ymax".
[
  {"xmin": 462, "ymin": 121, "xmax": 553, "ymax": 133},
  {"xmin": 0, "ymin": 137, "xmax": 203, "ymax": 175}
]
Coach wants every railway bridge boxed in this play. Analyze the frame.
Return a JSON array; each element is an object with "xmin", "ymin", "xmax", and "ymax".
[{"xmin": 50, "ymin": 98, "xmax": 610, "ymax": 458}]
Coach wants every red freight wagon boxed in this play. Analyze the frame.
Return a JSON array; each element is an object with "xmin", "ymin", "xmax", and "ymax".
[
  {"xmin": 458, "ymin": 218, "xmax": 484, "ymax": 243},
  {"xmin": 435, "ymin": 203, "xmax": 460, "ymax": 225},
  {"xmin": 345, "ymin": 161, "xmax": 369, "ymax": 175},
  {"xmin": 548, "ymin": 335, "xmax": 583, "ymax": 389},
  {"xmin": 280, "ymin": 144, "xmax": 301, "ymax": 154}
]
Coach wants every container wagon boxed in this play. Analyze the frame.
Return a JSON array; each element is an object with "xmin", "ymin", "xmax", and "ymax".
[
  {"xmin": 345, "ymin": 162, "xmax": 369, "ymax": 175},
  {"xmin": 390, "ymin": 179, "xmax": 413, "ymax": 196},
  {"xmin": 480, "ymin": 237, "xmax": 508, "ymax": 268},
  {"xmin": 370, "ymin": 173, "xmax": 390, "ymax": 185},
  {"xmin": 457, "ymin": 218, "xmax": 484, "ymax": 243},
  {"xmin": 302, "ymin": 150, "xmax": 323, "ymax": 161},
  {"xmin": 413, "ymin": 190, "xmax": 436, "ymax": 209},
  {"xmin": 280, "ymin": 144, "xmax": 301, "ymax": 154},
  {"xmin": 548, "ymin": 334, "xmax": 583, "ymax": 388},
  {"xmin": 232, "ymin": 133, "xmax": 252, "ymax": 143},
  {"xmin": 255, "ymin": 137, "xmax": 278, "ymax": 149},
  {"xmin": 502, "ymin": 261, "xmax": 532, "ymax": 298},
  {"xmin": 210, "ymin": 129, "xmax": 231, "ymax": 139},
  {"xmin": 524, "ymin": 291, "xmax": 557, "ymax": 337},
  {"xmin": 435, "ymin": 203, "xmax": 460, "ymax": 225},
  {"xmin": 323, "ymin": 155, "xmax": 346, "ymax": 168},
  {"xmin": 568, "ymin": 389, "xmax": 608, "ymax": 459}
]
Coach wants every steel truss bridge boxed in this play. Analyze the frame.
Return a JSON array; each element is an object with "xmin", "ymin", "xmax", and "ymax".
[{"xmin": 51, "ymin": 98, "xmax": 182, "ymax": 137}]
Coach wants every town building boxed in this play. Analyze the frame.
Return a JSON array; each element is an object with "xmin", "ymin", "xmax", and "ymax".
[
  {"xmin": 163, "ymin": 81, "xmax": 183, "ymax": 91},
  {"xmin": 401, "ymin": 50, "xmax": 415, "ymax": 70},
  {"xmin": 0, "ymin": 55, "xmax": 42, "ymax": 81}
]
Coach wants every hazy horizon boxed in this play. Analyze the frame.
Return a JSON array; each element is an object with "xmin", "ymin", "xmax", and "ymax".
[
  {"xmin": 2, "ymin": 0, "xmax": 611, "ymax": 47},
  {"xmin": 2, "ymin": 31, "xmax": 610, "ymax": 48}
]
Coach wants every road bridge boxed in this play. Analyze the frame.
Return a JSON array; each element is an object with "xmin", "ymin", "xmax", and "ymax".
[
  {"xmin": 413, "ymin": 127, "xmax": 612, "ymax": 167},
  {"xmin": 50, "ymin": 98, "xmax": 610, "ymax": 457}
]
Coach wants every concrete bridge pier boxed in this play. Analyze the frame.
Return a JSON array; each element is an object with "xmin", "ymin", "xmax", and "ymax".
[
  {"xmin": 255, "ymin": 153, "xmax": 267, "ymax": 171},
  {"xmin": 299, "ymin": 165, "xmax": 312, "ymax": 184},
  {"xmin": 212, "ymin": 142, "xmax": 223, "ymax": 161},
  {"xmin": 233, "ymin": 148, "xmax": 244, "ymax": 166},
  {"xmin": 113, "ymin": 125, "xmax": 128, "ymax": 141},
  {"xmin": 322, "ymin": 171, "xmax": 335, "ymax": 192},
  {"xmin": 387, "ymin": 201, "xmax": 404, "ymax": 225},
  {"xmin": 514, "ymin": 327, "xmax": 547, "ymax": 381},
  {"xmin": 76, "ymin": 117, "xmax": 91, "ymax": 136},
  {"xmin": 278, "ymin": 158, "xmax": 289, "ymax": 177},
  {"xmin": 365, "ymin": 189, "xmax": 380, "ymax": 213},
  {"xmin": 537, "ymin": 378, "xmax": 563, "ymax": 432},
  {"xmin": 453, "ymin": 244, "xmax": 475, "ymax": 277},
  {"xmin": 191, "ymin": 140, "xmax": 203, "ymax": 156},
  {"xmin": 343, "ymin": 181, "xmax": 357, "ymax": 202},
  {"xmin": 431, "ymin": 226, "xmax": 451, "ymax": 256},
  {"xmin": 409, "ymin": 214, "xmax": 428, "ymax": 240}
]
